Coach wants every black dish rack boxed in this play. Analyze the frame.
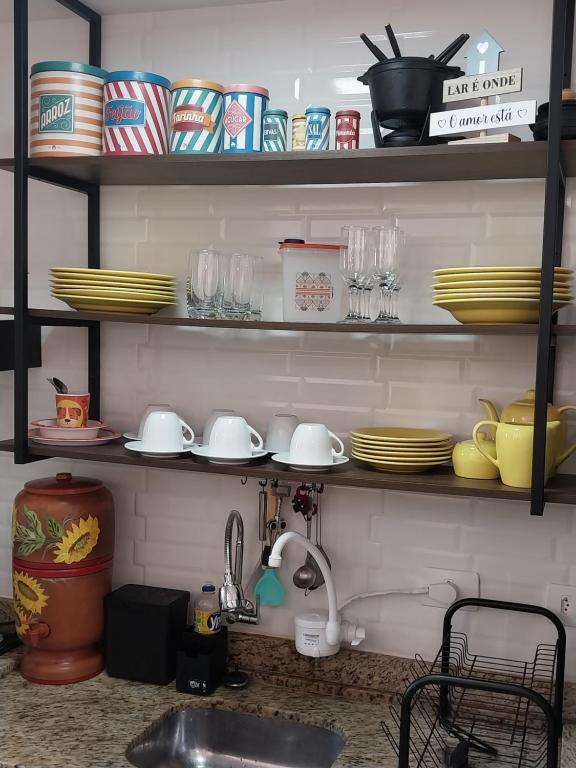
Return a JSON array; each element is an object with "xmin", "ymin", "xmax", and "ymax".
[{"xmin": 382, "ymin": 599, "xmax": 566, "ymax": 768}]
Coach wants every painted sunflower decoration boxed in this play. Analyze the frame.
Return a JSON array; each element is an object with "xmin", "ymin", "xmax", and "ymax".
[{"xmin": 53, "ymin": 515, "xmax": 100, "ymax": 565}]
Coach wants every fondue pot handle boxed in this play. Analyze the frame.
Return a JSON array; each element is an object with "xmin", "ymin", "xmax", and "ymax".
[{"xmin": 28, "ymin": 621, "xmax": 50, "ymax": 646}]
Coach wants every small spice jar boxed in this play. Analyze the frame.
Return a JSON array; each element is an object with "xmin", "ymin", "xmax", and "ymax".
[
  {"xmin": 263, "ymin": 109, "xmax": 288, "ymax": 152},
  {"xmin": 292, "ymin": 113, "xmax": 306, "ymax": 151},
  {"xmin": 305, "ymin": 105, "xmax": 331, "ymax": 151},
  {"xmin": 335, "ymin": 110, "xmax": 361, "ymax": 150}
]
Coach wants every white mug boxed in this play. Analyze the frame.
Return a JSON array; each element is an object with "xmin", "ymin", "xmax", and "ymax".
[
  {"xmin": 265, "ymin": 413, "xmax": 299, "ymax": 453},
  {"xmin": 141, "ymin": 411, "xmax": 195, "ymax": 453},
  {"xmin": 203, "ymin": 409, "xmax": 236, "ymax": 443},
  {"xmin": 137, "ymin": 404, "xmax": 173, "ymax": 439},
  {"xmin": 289, "ymin": 423, "xmax": 344, "ymax": 465},
  {"xmin": 208, "ymin": 415, "xmax": 263, "ymax": 458}
]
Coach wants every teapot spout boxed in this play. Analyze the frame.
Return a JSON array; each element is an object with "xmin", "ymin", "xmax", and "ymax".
[{"xmin": 478, "ymin": 399, "xmax": 499, "ymax": 440}]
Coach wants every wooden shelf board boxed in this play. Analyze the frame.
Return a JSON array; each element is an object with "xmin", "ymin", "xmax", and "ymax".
[
  {"xmin": 9, "ymin": 308, "xmax": 573, "ymax": 335},
  {"xmin": 1, "ymin": 142, "xmax": 571, "ymax": 187},
  {"xmin": 0, "ymin": 439, "xmax": 574, "ymax": 504},
  {"xmin": 2, "ymin": 307, "xmax": 575, "ymax": 335}
]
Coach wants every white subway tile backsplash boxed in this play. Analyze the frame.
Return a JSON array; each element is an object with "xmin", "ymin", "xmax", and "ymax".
[{"xmin": 2, "ymin": 0, "xmax": 576, "ymax": 675}]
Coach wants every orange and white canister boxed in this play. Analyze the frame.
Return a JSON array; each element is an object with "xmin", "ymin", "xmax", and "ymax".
[{"xmin": 30, "ymin": 61, "xmax": 107, "ymax": 157}]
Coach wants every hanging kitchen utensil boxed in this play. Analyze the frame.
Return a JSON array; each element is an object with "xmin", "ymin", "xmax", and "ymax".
[
  {"xmin": 360, "ymin": 32, "xmax": 387, "ymax": 62},
  {"xmin": 434, "ymin": 33, "xmax": 470, "ymax": 65},
  {"xmin": 313, "ymin": 485, "xmax": 331, "ymax": 572},
  {"xmin": 293, "ymin": 500, "xmax": 316, "ymax": 590},
  {"xmin": 255, "ymin": 489, "xmax": 285, "ymax": 607},
  {"xmin": 385, "ymin": 23, "xmax": 402, "ymax": 57}
]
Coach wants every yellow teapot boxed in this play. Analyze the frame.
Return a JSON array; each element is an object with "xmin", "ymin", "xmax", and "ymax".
[
  {"xmin": 473, "ymin": 420, "xmax": 576, "ymax": 489},
  {"xmin": 478, "ymin": 389, "xmax": 576, "ymax": 448}
]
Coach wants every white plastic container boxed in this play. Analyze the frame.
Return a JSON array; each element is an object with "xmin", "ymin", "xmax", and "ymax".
[{"xmin": 280, "ymin": 241, "xmax": 345, "ymax": 322}]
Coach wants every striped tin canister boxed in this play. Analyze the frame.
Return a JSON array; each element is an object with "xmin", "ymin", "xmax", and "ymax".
[
  {"xmin": 305, "ymin": 106, "xmax": 331, "ymax": 151},
  {"xmin": 223, "ymin": 85, "xmax": 269, "ymax": 153},
  {"xmin": 335, "ymin": 110, "xmax": 360, "ymax": 150},
  {"xmin": 262, "ymin": 109, "xmax": 288, "ymax": 152},
  {"xmin": 170, "ymin": 79, "xmax": 224, "ymax": 154},
  {"xmin": 30, "ymin": 61, "xmax": 107, "ymax": 157},
  {"xmin": 103, "ymin": 71, "xmax": 171, "ymax": 155}
]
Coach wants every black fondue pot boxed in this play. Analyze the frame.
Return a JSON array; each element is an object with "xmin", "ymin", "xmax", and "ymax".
[{"xmin": 358, "ymin": 57, "xmax": 464, "ymax": 147}]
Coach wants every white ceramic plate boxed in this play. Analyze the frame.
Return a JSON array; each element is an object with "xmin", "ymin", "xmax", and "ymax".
[
  {"xmin": 29, "ymin": 428, "xmax": 121, "ymax": 447},
  {"xmin": 124, "ymin": 441, "xmax": 194, "ymax": 459},
  {"xmin": 190, "ymin": 445, "xmax": 268, "ymax": 465},
  {"xmin": 272, "ymin": 453, "xmax": 349, "ymax": 471},
  {"xmin": 123, "ymin": 431, "xmax": 139, "ymax": 441}
]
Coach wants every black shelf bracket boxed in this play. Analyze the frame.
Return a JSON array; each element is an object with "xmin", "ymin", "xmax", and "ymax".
[
  {"xmin": 12, "ymin": 0, "xmax": 101, "ymax": 464},
  {"xmin": 0, "ymin": 321, "xmax": 41, "ymax": 372},
  {"xmin": 531, "ymin": 0, "xmax": 575, "ymax": 514}
]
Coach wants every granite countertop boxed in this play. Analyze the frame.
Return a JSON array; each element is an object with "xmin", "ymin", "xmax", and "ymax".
[
  {"xmin": 0, "ymin": 662, "xmax": 395, "ymax": 768},
  {"xmin": 0, "ymin": 652, "xmax": 574, "ymax": 768}
]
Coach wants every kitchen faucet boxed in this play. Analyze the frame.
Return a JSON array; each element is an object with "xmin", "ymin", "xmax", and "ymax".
[{"xmin": 219, "ymin": 510, "xmax": 259, "ymax": 625}]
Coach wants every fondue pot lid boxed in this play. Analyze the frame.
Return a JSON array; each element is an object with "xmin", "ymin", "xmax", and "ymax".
[{"xmin": 24, "ymin": 472, "xmax": 103, "ymax": 495}]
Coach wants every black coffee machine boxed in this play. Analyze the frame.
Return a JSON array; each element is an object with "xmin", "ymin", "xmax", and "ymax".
[{"xmin": 358, "ymin": 28, "xmax": 468, "ymax": 147}]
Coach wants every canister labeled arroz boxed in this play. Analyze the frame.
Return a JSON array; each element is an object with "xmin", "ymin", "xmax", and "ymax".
[
  {"xmin": 223, "ymin": 84, "xmax": 269, "ymax": 153},
  {"xmin": 103, "ymin": 70, "xmax": 171, "ymax": 155},
  {"xmin": 262, "ymin": 109, "xmax": 288, "ymax": 152},
  {"xmin": 305, "ymin": 106, "xmax": 331, "ymax": 151},
  {"xmin": 335, "ymin": 110, "xmax": 360, "ymax": 149},
  {"xmin": 30, "ymin": 61, "xmax": 107, "ymax": 157},
  {"xmin": 292, "ymin": 113, "xmax": 306, "ymax": 151},
  {"xmin": 170, "ymin": 79, "xmax": 224, "ymax": 154}
]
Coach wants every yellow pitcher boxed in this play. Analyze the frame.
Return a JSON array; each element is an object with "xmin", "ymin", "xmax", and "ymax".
[{"xmin": 472, "ymin": 420, "xmax": 576, "ymax": 488}]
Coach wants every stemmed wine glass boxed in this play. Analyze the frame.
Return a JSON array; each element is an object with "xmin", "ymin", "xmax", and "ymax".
[
  {"xmin": 339, "ymin": 226, "xmax": 374, "ymax": 323},
  {"xmin": 372, "ymin": 225, "xmax": 405, "ymax": 323}
]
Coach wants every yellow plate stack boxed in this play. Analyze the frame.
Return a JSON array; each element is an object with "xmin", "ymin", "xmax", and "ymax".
[
  {"xmin": 433, "ymin": 266, "xmax": 573, "ymax": 324},
  {"xmin": 350, "ymin": 427, "xmax": 454, "ymax": 473},
  {"xmin": 51, "ymin": 268, "xmax": 177, "ymax": 315}
]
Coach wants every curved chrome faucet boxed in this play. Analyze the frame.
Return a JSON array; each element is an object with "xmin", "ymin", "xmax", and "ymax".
[{"xmin": 220, "ymin": 510, "xmax": 259, "ymax": 625}]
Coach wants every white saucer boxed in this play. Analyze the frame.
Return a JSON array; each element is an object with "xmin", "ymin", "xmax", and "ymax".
[
  {"xmin": 123, "ymin": 431, "xmax": 139, "ymax": 440},
  {"xmin": 271, "ymin": 453, "xmax": 349, "ymax": 472},
  {"xmin": 124, "ymin": 440, "xmax": 193, "ymax": 459},
  {"xmin": 190, "ymin": 445, "xmax": 268, "ymax": 465}
]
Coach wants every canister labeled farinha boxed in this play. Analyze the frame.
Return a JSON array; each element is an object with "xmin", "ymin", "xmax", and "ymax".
[
  {"xmin": 103, "ymin": 70, "xmax": 171, "ymax": 155},
  {"xmin": 170, "ymin": 79, "xmax": 224, "ymax": 154},
  {"xmin": 30, "ymin": 61, "xmax": 107, "ymax": 157},
  {"xmin": 223, "ymin": 84, "xmax": 269, "ymax": 152}
]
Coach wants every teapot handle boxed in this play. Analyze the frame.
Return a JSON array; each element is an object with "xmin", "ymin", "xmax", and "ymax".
[
  {"xmin": 557, "ymin": 404, "xmax": 576, "ymax": 415},
  {"xmin": 557, "ymin": 440, "xmax": 576, "ymax": 466},
  {"xmin": 472, "ymin": 421, "xmax": 500, "ymax": 469}
]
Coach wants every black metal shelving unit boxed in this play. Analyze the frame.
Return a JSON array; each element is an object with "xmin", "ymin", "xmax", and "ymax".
[{"xmin": 4, "ymin": 0, "xmax": 576, "ymax": 514}]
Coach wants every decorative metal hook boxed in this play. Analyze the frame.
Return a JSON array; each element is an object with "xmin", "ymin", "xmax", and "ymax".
[
  {"xmin": 240, "ymin": 476, "xmax": 248, "ymax": 486},
  {"xmin": 258, "ymin": 478, "xmax": 268, "ymax": 488}
]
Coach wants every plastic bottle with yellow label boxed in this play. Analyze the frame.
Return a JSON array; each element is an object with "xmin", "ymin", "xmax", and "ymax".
[{"xmin": 194, "ymin": 583, "xmax": 221, "ymax": 634}]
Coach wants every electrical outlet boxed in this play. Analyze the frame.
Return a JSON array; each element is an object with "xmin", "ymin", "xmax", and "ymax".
[
  {"xmin": 418, "ymin": 568, "xmax": 480, "ymax": 609},
  {"xmin": 546, "ymin": 584, "xmax": 576, "ymax": 627}
]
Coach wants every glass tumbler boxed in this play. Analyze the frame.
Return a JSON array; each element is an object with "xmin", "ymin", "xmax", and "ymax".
[
  {"xmin": 221, "ymin": 252, "xmax": 255, "ymax": 320},
  {"xmin": 187, "ymin": 249, "xmax": 221, "ymax": 319}
]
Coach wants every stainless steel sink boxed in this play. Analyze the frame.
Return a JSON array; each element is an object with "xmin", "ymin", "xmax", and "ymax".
[{"xmin": 126, "ymin": 707, "xmax": 345, "ymax": 768}]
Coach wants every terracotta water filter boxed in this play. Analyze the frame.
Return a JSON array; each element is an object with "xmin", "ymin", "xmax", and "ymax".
[{"xmin": 12, "ymin": 472, "xmax": 114, "ymax": 684}]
